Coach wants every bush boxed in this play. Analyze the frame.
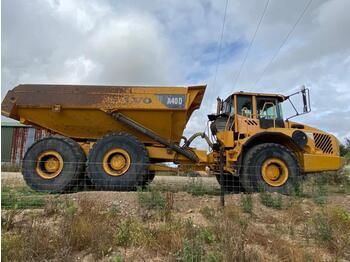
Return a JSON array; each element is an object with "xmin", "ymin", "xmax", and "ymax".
[
  {"xmin": 114, "ymin": 218, "xmax": 153, "ymax": 247},
  {"xmin": 259, "ymin": 192, "xmax": 283, "ymax": 210},
  {"xmin": 310, "ymin": 207, "xmax": 350, "ymax": 258}
]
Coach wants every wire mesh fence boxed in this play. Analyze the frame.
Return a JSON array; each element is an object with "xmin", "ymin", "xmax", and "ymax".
[
  {"xmin": 2, "ymin": 160, "xmax": 350, "ymax": 261},
  {"xmin": 2, "ymin": 160, "xmax": 349, "ymax": 204}
]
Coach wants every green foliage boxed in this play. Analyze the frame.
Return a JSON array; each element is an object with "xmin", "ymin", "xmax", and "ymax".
[
  {"xmin": 184, "ymin": 178, "xmax": 219, "ymax": 196},
  {"xmin": 259, "ymin": 192, "xmax": 283, "ymax": 209},
  {"xmin": 114, "ymin": 218, "xmax": 153, "ymax": 247},
  {"xmin": 240, "ymin": 194, "xmax": 253, "ymax": 214},
  {"xmin": 1, "ymin": 233, "xmax": 26, "ymax": 261},
  {"xmin": 339, "ymin": 137, "xmax": 350, "ymax": 157},
  {"xmin": 312, "ymin": 213, "xmax": 332, "ymax": 242},
  {"xmin": 112, "ymin": 255, "xmax": 124, "ymax": 262},
  {"xmin": 138, "ymin": 188, "xmax": 165, "ymax": 210},
  {"xmin": 1, "ymin": 186, "xmax": 47, "ymax": 209},
  {"xmin": 175, "ymin": 238, "xmax": 203, "ymax": 262},
  {"xmin": 309, "ymin": 207, "xmax": 350, "ymax": 257},
  {"xmin": 199, "ymin": 227, "xmax": 215, "ymax": 244}
]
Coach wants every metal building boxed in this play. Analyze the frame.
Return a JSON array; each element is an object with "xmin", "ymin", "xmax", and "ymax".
[{"xmin": 1, "ymin": 121, "xmax": 48, "ymax": 163}]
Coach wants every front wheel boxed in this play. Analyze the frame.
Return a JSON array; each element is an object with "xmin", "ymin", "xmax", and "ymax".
[{"xmin": 241, "ymin": 143, "xmax": 300, "ymax": 194}]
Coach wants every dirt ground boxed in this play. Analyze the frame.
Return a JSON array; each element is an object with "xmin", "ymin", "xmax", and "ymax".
[{"xmin": 2, "ymin": 172, "xmax": 350, "ymax": 261}]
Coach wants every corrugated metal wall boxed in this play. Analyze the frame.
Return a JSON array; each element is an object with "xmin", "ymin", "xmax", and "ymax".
[{"xmin": 1, "ymin": 126, "xmax": 48, "ymax": 163}]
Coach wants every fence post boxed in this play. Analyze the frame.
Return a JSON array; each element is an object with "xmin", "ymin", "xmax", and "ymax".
[{"xmin": 220, "ymin": 146, "xmax": 225, "ymax": 207}]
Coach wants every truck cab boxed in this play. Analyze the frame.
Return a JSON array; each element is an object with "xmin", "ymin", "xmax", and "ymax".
[{"xmin": 209, "ymin": 89, "xmax": 344, "ymax": 194}]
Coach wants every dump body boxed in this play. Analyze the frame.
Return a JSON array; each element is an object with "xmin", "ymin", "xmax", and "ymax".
[{"xmin": 2, "ymin": 84, "xmax": 206, "ymax": 145}]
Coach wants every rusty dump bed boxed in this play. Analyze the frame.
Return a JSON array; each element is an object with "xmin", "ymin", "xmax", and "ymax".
[{"xmin": 2, "ymin": 84, "xmax": 206, "ymax": 144}]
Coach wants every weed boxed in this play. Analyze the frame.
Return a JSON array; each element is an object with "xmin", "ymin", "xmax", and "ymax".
[
  {"xmin": 199, "ymin": 227, "xmax": 214, "ymax": 244},
  {"xmin": 163, "ymin": 192, "xmax": 174, "ymax": 222},
  {"xmin": 259, "ymin": 192, "xmax": 283, "ymax": 209},
  {"xmin": 240, "ymin": 194, "xmax": 253, "ymax": 214},
  {"xmin": 43, "ymin": 197, "xmax": 61, "ymax": 216},
  {"xmin": 312, "ymin": 213, "xmax": 332, "ymax": 242},
  {"xmin": 310, "ymin": 207, "xmax": 350, "ymax": 258},
  {"xmin": 1, "ymin": 205, "xmax": 21, "ymax": 231},
  {"xmin": 1, "ymin": 233, "xmax": 26, "ymax": 261},
  {"xmin": 114, "ymin": 218, "xmax": 154, "ymax": 247},
  {"xmin": 213, "ymin": 206, "xmax": 250, "ymax": 261},
  {"xmin": 112, "ymin": 255, "xmax": 124, "ymax": 262},
  {"xmin": 200, "ymin": 206, "xmax": 216, "ymax": 221},
  {"xmin": 175, "ymin": 238, "xmax": 203, "ymax": 262},
  {"xmin": 184, "ymin": 178, "xmax": 218, "ymax": 196},
  {"xmin": 138, "ymin": 187, "xmax": 165, "ymax": 210},
  {"xmin": 206, "ymin": 251, "xmax": 223, "ymax": 262},
  {"xmin": 289, "ymin": 181, "xmax": 306, "ymax": 198}
]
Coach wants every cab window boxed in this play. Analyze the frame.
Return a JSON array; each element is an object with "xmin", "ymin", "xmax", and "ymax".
[
  {"xmin": 236, "ymin": 95, "xmax": 252, "ymax": 117},
  {"xmin": 256, "ymin": 97, "xmax": 283, "ymax": 120}
]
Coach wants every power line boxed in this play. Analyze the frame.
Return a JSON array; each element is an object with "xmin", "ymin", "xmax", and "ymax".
[
  {"xmin": 233, "ymin": 0, "xmax": 270, "ymax": 89},
  {"xmin": 254, "ymin": 0, "xmax": 313, "ymax": 86},
  {"xmin": 212, "ymin": 0, "xmax": 229, "ymax": 91}
]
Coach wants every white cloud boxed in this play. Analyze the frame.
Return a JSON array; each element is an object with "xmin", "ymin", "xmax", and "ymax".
[{"xmin": 2, "ymin": 0, "xmax": 350, "ymax": 143}]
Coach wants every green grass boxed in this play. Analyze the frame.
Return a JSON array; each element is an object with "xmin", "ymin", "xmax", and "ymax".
[
  {"xmin": 1, "ymin": 186, "xmax": 48, "ymax": 209},
  {"xmin": 240, "ymin": 194, "xmax": 253, "ymax": 214}
]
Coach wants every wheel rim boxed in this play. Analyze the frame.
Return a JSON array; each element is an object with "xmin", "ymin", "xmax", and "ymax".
[
  {"xmin": 36, "ymin": 150, "xmax": 64, "ymax": 179},
  {"xmin": 261, "ymin": 158, "xmax": 289, "ymax": 187},
  {"xmin": 102, "ymin": 148, "xmax": 131, "ymax": 176}
]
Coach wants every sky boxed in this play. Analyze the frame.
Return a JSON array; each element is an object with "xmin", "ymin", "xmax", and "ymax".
[{"xmin": 2, "ymin": 0, "xmax": 350, "ymax": 145}]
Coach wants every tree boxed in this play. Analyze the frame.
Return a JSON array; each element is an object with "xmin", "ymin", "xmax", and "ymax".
[{"xmin": 339, "ymin": 137, "xmax": 350, "ymax": 157}]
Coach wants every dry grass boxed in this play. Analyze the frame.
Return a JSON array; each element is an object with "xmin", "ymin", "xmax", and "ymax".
[{"xmin": 2, "ymin": 171, "xmax": 350, "ymax": 261}]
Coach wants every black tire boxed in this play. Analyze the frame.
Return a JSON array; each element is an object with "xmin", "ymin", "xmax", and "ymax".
[
  {"xmin": 86, "ymin": 132, "xmax": 149, "ymax": 191},
  {"xmin": 22, "ymin": 136, "xmax": 86, "ymax": 193},
  {"xmin": 241, "ymin": 143, "xmax": 300, "ymax": 194},
  {"xmin": 216, "ymin": 173, "xmax": 243, "ymax": 193},
  {"xmin": 139, "ymin": 170, "xmax": 156, "ymax": 187}
]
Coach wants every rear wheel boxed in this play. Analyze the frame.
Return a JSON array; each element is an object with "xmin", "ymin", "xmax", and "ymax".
[
  {"xmin": 22, "ymin": 136, "xmax": 86, "ymax": 193},
  {"xmin": 241, "ymin": 143, "xmax": 300, "ymax": 194},
  {"xmin": 87, "ymin": 132, "xmax": 149, "ymax": 191},
  {"xmin": 216, "ymin": 173, "xmax": 243, "ymax": 193}
]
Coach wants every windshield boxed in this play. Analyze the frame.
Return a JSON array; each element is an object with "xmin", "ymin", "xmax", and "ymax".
[{"xmin": 256, "ymin": 97, "xmax": 283, "ymax": 120}]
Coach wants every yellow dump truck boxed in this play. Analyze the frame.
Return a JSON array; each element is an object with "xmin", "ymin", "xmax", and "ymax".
[{"xmin": 1, "ymin": 84, "xmax": 344, "ymax": 193}]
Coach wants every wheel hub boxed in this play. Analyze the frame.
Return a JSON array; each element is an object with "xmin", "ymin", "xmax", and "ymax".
[
  {"xmin": 102, "ymin": 148, "xmax": 131, "ymax": 176},
  {"xmin": 44, "ymin": 157, "xmax": 60, "ymax": 173},
  {"xmin": 36, "ymin": 150, "xmax": 64, "ymax": 179},
  {"xmin": 261, "ymin": 158, "xmax": 289, "ymax": 187}
]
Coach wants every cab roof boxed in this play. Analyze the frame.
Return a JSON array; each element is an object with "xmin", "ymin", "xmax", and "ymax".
[{"xmin": 231, "ymin": 91, "xmax": 286, "ymax": 102}]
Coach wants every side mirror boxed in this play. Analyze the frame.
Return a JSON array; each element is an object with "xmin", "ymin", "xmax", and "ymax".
[
  {"xmin": 301, "ymin": 85, "xmax": 311, "ymax": 113},
  {"xmin": 286, "ymin": 85, "xmax": 312, "ymax": 120}
]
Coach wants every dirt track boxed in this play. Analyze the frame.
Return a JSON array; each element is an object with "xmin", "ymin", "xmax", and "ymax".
[{"xmin": 1, "ymin": 172, "xmax": 220, "ymax": 188}]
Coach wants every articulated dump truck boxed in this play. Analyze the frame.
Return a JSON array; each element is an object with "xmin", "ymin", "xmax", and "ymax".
[{"xmin": 1, "ymin": 84, "xmax": 344, "ymax": 193}]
